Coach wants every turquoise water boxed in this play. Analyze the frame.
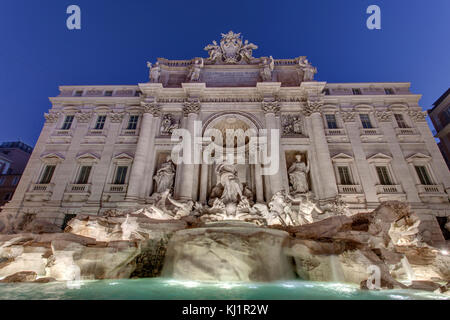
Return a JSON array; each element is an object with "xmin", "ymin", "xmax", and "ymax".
[{"xmin": 0, "ymin": 278, "xmax": 448, "ymax": 300}]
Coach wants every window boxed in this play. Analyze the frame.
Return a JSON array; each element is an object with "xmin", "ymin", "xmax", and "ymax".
[
  {"xmin": 39, "ymin": 165, "xmax": 56, "ymax": 184},
  {"xmin": 338, "ymin": 166, "xmax": 352, "ymax": 185},
  {"xmin": 0, "ymin": 177, "xmax": 5, "ymax": 186},
  {"xmin": 134, "ymin": 90, "xmax": 142, "ymax": 97},
  {"xmin": 384, "ymin": 88, "xmax": 395, "ymax": 95},
  {"xmin": 3, "ymin": 193, "xmax": 12, "ymax": 201},
  {"xmin": 376, "ymin": 166, "xmax": 393, "ymax": 185},
  {"xmin": 76, "ymin": 166, "xmax": 92, "ymax": 184},
  {"xmin": 415, "ymin": 166, "xmax": 433, "ymax": 185},
  {"xmin": 114, "ymin": 166, "xmax": 128, "ymax": 184},
  {"xmin": 12, "ymin": 176, "xmax": 20, "ymax": 186},
  {"xmin": 325, "ymin": 114, "xmax": 338, "ymax": 129},
  {"xmin": 74, "ymin": 90, "xmax": 83, "ymax": 97},
  {"xmin": 127, "ymin": 115, "xmax": 139, "ymax": 130},
  {"xmin": 359, "ymin": 114, "xmax": 373, "ymax": 128},
  {"xmin": 394, "ymin": 114, "xmax": 408, "ymax": 128},
  {"xmin": 104, "ymin": 91, "xmax": 113, "ymax": 96},
  {"xmin": 322, "ymin": 88, "xmax": 330, "ymax": 95},
  {"xmin": 61, "ymin": 115, "xmax": 74, "ymax": 130},
  {"xmin": 94, "ymin": 115, "xmax": 107, "ymax": 130},
  {"xmin": 352, "ymin": 88, "xmax": 362, "ymax": 95}
]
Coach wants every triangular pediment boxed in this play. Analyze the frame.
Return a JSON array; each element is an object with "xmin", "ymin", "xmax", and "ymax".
[
  {"xmin": 367, "ymin": 152, "xmax": 392, "ymax": 162},
  {"xmin": 40, "ymin": 152, "xmax": 65, "ymax": 162},
  {"xmin": 331, "ymin": 153, "xmax": 354, "ymax": 161},
  {"xmin": 406, "ymin": 152, "xmax": 432, "ymax": 162},
  {"xmin": 113, "ymin": 152, "xmax": 134, "ymax": 161},
  {"xmin": 76, "ymin": 152, "xmax": 100, "ymax": 161}
]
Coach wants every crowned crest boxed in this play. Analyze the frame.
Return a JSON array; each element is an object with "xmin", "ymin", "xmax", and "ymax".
[{"xmin": 204, "ymin": 31, "xmax": 258, "ymax": 64}]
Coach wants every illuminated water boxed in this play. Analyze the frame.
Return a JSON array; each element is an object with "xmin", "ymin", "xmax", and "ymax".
[{"xmin": 0, "ymin": 278, "xmax": 448, "ymax": 300}]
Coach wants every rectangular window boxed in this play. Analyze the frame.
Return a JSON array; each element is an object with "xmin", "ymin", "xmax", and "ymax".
[
  {"xmin": 376, "ymin": 166, "xmax": 393, "ymax": 185},
  {"xmin": 384, "ymin": 88, "xmax": 395, "ymax": 95},
  {"xmin": 338, "ymin": 166, "xmax": 352, "ymax": 185},
  {"xmin": 74, "ymin": 90, "xmax": 83, "ymax": 97},
  {"xmin": 360, "ymin": 114, "xmax": 373, "ymax": 128},
  {"xmin": 352, "ymin": 88, "xmax": 362, "ymax": 95},
  {"xmin": 114, "ymin": 166, "xmax": 128, "ymax": 184},
  {"xmin": 76, "ymin": 166, "xmax": 92, "ymax": 184},
  {"xmin": 415, "ymin": 166, "xmax": 432, "ymax": 185},
  {"xmin": 104, "ymin": 91, "xmax": 113, "ymax": 96},
  {"xmin": 94, "ymin": 115, "xmax": 107, "ymax": 130},
  {"xmin": 127, "ymin": 115, "xmax": 139, "ymax": 130},
  {"xmin": 39, "ymin": 165, "xmax": 56, "ymax": 184},
  {"xmin": 61, "ymin": 115, "xmax": 74, "ymax": 130},
  {"xmin": 325, "ymin": 114, "xmax": 338, "ymax": 129},
  {"xmin": 394, "ymin": 114, "xmax": 408, "ymax": 128},
  {"xmin": 134, "ymin": 90, "xmax": 142, "ymax": 97},
  {"xmin": 322, "ymin": 88, "xmax": 330, "ymax": 95}
]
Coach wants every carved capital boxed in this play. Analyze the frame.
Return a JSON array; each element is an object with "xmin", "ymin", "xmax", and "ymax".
[
  {"xmin": 374, "ymin": 110, "xmax": 393, "ymax": 122},
  {"xmin": 44, "ymin": 112, "xmax": 60, "ymax": 123},
  {"xmin": 183, "ymin": 100, "xmax": 201, "ymax": 116},
  {"xmin": 261, "ymin": 101, "xmax": 280, "ymax": 115},
  {"xmin": 340, "ymin": 111, "xmax": 356, "ymax": 122},
  {"xmin": 75, "ymin": 112, "xmax": 93, "ymax": 123},
  {"xmin": 108, "ymin": 112, "xmax": 125, "ymax": 123},
  {"xmin": 141, "ymin": 102, "xmax": 161, "ymax": 116},
  {"xmin": 408, "ymin": 110, "xmax": 427, "ymax": 122},
  {"xmin": 303, "ymin": 100, "xmax": 323, "ymax": 116}
]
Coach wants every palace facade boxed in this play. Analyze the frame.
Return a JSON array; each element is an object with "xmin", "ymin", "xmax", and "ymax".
[{"xmin": 1, "ymin": 32, "xmax": 449, "ymax": 243}]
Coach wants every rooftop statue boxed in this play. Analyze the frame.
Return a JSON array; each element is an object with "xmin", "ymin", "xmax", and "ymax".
[
  {"xmin": 204, "ymin": 31, "xmax": 258, "ymax": 64},
  {"xmin": 147, "ymin": 61, "xmax": 161, "ymax": 83}
]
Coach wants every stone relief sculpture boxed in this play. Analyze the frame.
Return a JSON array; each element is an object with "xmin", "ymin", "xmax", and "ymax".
[
  {"xmin": 281, "ymin": 114, "xmax": 303, "ymax": 135},
  {"xmin": 147, "ymin": 61, "xmax": 161, "ymax": 83},
  {"xmin": 298, "ymin": 56, "xmax": 317, "ymax": 81},
  {"xmin": 288, "ymin": 154, "xmax": 310, "ymax": 194},
  {"xmin": 187, "ymin": 58, "xmax": 204, "ymax": 82},
  {"xmin": 204, "ymin": 31, "xmax": 258, "ymax": 64},
  {"xmin": 152, "ymin": 156, "xmax": 176, "ymax": 195},
  {"xmin": 287, "ymin": 193, "xmax": 323, "ymax": 225},
  {"xmin": 260, "ymin": 56, "xmax": 274, "ymax": 82},
  {"xmin": 215, "ymin": 161, "xmax": 243, "ymax": 204},
  {"xmin": 160, "ymin": 114, "xmax": 179, "ymax": 136}
]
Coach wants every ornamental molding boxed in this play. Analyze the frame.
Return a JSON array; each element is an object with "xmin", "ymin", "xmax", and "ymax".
[
  {"xmin": 75, "ymin": 112, "xmax": 93, "ymax": 123},
  {"xmin": 44, "ymin": 112, "xmax": 60, "ymax": 123},
  {"xmin": 408, "ymin": 110, "xmax": 427, "ymax": 122},
  {"xmin": 141, "ymin": 102, "xmax": 161, "ymax": 116},
  {"xmin": 303, "ymin": 100, "xmax": 323, "ymax": 116},
  {"xmin": 108, "ymin": 112, "xmax": 125, "ymax": 123},
  {"xmin": 261, "ymin": 100, "xmax": 280, "ymax": 115},
  {"xmin": 340, "ymin": 110, "xmax": 356, "ymax": 122},
  {"xmin": 281, "ymin": 114, "xmax": 303, "ymax": 135},
  {"xmin": 183, "ymin": 100, "xmax": 201, "ymax": 116},
  {"xmin": 374, "ymin": 110, "xmax": 393, "ymax": 122}
]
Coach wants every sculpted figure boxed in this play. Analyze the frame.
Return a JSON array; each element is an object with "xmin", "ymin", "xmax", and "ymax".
[
  {"xmin": 240, "ymin": 40, "xmax": 258, "ymax": 62},
  {"xmin": 160, "ymin": 114, "xmax": 179, "ymax": 135},
  {"xmin": 288, "ymin": 154, "xmax": 310, "ymax": 194},
  {"xmin": 260, "ymin": 56, "xmax": 274, "ymax": 82},
  {"xmin": 188, "ymin": 58, "xmax": 204, "ymax": 82},
  {"xmin": 268, "ymin": 191, "xmax": 295, "ymax": 226},
  {"xmin": 153, "ymin": 156, "xmax": 176, "ymax": 194},
  {"xmin": 167, "ymin": 194, "xmax": 194, "ymax": 219},
  {"xmin": 215, "ymin": 160, "xmax": 243, "ymax": 204},
  {"xmin": 288, "ymin": 193, "xmax": 323, "ymax": 225},
  {"xmin": 147, "ymin": 61, "xmax": 161, "ymax": 83},
  {"xmin": 298, "ymin": 57, "xmax": 317, "ymax": 81},
  {"xmin": 204, "ymin": 40, "xmax": 222, "ymax": 63}
]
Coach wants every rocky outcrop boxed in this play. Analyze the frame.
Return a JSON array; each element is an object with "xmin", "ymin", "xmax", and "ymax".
[{"xmin": 162, "ymin": 221, "xmax": 295, "ymax": 282}]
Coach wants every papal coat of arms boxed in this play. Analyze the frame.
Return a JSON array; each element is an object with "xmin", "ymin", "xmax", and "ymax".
[{"xmin": 204, "ymin": 31, "xmax": 258, "ymax": 64}]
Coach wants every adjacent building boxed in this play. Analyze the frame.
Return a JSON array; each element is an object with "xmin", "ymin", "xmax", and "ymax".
[
  {"xmin": 0, "ymin": 141, "xmax": 33, "ymax": 208},
  {"xmin": 1, "ymin": 32, "xmax": 449, "ymax": 244},
  {"xmin": 428, "ymin": 88, "xmax": 450, "ymax": 169}
]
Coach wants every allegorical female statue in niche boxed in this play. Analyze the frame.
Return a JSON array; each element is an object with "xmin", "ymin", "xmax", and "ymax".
[
  {"xmin": 153, "ymin": 155, "xmax": 176, "ymax": 194},
  {"xmin": 288, "ymin": 154, "xmax": 310, "ymax": 194}
]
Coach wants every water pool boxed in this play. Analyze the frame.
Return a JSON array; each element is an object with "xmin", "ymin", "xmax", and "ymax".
[{"xmin": 0, "ymin": 278, "xmax": 448, "ymax": 300}]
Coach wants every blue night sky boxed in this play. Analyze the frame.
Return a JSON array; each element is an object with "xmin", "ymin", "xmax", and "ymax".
[{"xmin": 0, "ymin": 0, "xmax": 449, "ymax": 146}]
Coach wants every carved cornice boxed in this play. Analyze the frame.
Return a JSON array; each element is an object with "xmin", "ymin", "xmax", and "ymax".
[
  {"xmin": 374, "ymin": 110, "xmax": 393, "ymax": 122},
  {"xmin": 183, "ymin": 100, "xmax": 201, "ymax": 116},
  {"xmin": 75, "ymin": 112, "xmax": 93, "ymax": 123},
  {"xmin": 44, "ymin": 112, "xmax": 60, "ymax": 123},
  {"xmin": 340, "ymin": 111, "xmax": 356, "ymax": 122},
  {"xmin": 141, "ymin": 102, "xmax": 161, "ymax": 116},
  {"xmin": 108, "ymin": 112, "xmax": 125, "ymax": 123},
  {"xmin": 408, "ymin": 110, "xmax": 427, "ymax": 122},
  {"xmin": 303, "ymin": 100, "xmax": 323, "ymax": 116},
  {"xmin": 261, "ymin": 101, "xmax": 280, "ymax": 115}
]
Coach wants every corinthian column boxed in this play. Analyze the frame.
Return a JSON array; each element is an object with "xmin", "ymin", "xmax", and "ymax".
[
  {"xmin": 175, "ymin": 100, "xmax": 201, "ymax": 200},
  {"xmin": 262, "ymin": 101, "xmax": 283, "ymax": 198},
  {"xmin": 126, "ymin": 102, "xmax": 160, "ymax": 202},
  {"xmin": 305, "ymin": 100, "xmax": 338, "ymax": 200}
]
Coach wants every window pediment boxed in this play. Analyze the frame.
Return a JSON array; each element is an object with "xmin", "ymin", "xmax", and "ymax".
[
  {"xmin": 112, "ymin": 152, "xmax": 134, "ymax": 163},
  {"xmin": 76, "ymin": 152, "xmax": 100, "ymax": 163},
  {"xmin": 331, "ymin": 153, "xmax": 354, "ymax": 162},
  {"xmin": 40, "ymin": 152, "xmax": 65, "ymax": 163},
  {"xmin": 367, "ymin": 152, "xmax": 392, "ymax": 163},
  {"xmin": 406, "ymin": 152, "xmax": 432, "ymax": 163}
]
